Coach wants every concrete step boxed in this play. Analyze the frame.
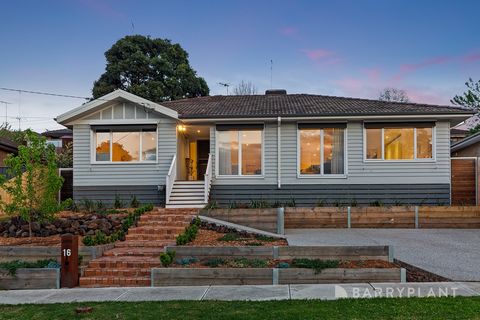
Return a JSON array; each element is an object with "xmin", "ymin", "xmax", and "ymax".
[
  {"xmin": 166, "ymin": 204, "xmax": 206, "ymax": 209},
  {"xmin": 173, "ymin": 181, "xmax": 204, "ymax": 185},
  {"xmin": 169, "ymin": 191, "xmax": 204, "ymax": 196},
  {"xmin": 169, "ymin": 197, "xmax": 205, "ymax": 202}
]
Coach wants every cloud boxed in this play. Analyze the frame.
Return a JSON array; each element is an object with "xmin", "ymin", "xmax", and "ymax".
[
  {"xmin": 362, "ymin": 68, "xmax": 381, "ymax": 81},
  {"xmin": 279, "ymin": 26, "xmax": 298, "ymax": 36},
  {"xmin": 77, "ymin": 0, "xmax": 125, "ymax": 19},
  {"xmin": 301, "ymin": 49, "xmax": 334, "ymax": 61},
  {"xmin": 392, "ymin": 56, "xmax": 451, "ymax": 81},
  {"xmin": 462, "ymin": 52, "xmax": 480, "ymax": 63}
]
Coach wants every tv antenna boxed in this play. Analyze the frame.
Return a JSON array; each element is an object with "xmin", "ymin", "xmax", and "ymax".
[
  {"xmin": 270, "ymin": 59, "xmax": 273, "ymax": 89},
  {"xmin": 0, "ymin": 100, "xmax": 12, "ymax": 125},
  {"xmin": 218, "ymin": 82, "xmax": 231, "ymax": 95}
]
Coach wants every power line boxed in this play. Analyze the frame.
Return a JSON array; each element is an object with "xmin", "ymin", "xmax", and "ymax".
[{"xmin": 0, "ymin": 87, "xmax": 91, "ymax": 100}]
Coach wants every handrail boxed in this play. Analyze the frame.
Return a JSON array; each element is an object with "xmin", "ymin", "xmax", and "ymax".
[
  {"xmin": 165, "ymin": 155, "xmax": 177, "ymax": 204},
  {"xmin": 204, "ymin": 153, "xmax": 213, "ymax": 203}
]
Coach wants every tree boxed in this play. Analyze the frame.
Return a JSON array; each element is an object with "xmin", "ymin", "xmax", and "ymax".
[
  {"xmin": 0, "ymin": 123, "xmax": 26, "ymax": 145},
  {"xmin": 56, "ymin": 142, "xmax": 73, "ymax": 168},
  {"xmin": 378, "ymin": 88, "xmax": 410, "ymax": 103},
  {"xmin": 233, "ymin": 80, "xmax": 258, "ymax": 95},
  {"xmin": 451, "ymin": 78, "xmax": 480, "ymax": 112},
  {"xmin": 92, "ymin": 35, "xmax": 209, "ymax": 102},
  {"xmin": 0, "ymin": 131, "xmax": 64, "ymax": 237}
]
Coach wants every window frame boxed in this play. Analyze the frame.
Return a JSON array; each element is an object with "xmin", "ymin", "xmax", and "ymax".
[
  {"xmin": 363, "ymin": 123, "xmax": 436, "ymax": 162},
  {"xmin": 296, "ymin": 124, "xmax": 348, "ymax": 179},
  {"xmin": 90, "ymin": 127, "xmax": 158, "ymax": 165},
  {"xmin": 215, "ymin": 127, "xmax": 265, "ymax": 178}
]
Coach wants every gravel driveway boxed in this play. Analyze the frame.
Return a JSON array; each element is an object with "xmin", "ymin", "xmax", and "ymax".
[{"xmin": 286, "ymin": 228, "xmax": 480, "ymax": 281}]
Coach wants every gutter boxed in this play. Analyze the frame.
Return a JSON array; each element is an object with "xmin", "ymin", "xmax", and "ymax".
[{"xmin": 277, "ymin": 116, "xmax": 281, "ymax": 189}]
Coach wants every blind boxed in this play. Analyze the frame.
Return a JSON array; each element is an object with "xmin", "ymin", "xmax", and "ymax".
[
  {"xmin": 91, "ymin": 124, "xmax": 157, "ymax": 132},
  {"xmin": 298, "ymin": 123, "xmax": 347, "ymax": 129},
  {"xmin": 216, "ymin": 124, "xmax": 264, "ymax": 131},
  {"xmin": 364, "ymin": 122, "xmax": 435, "ymax": 129}
]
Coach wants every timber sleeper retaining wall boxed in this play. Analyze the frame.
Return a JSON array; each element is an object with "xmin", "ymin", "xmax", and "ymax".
[
  {"xmin": 151, "ymin": 267, "xmax": 404, "ymax": 286},
  {"xmin": 0, "ymin": 268, "xmax": 60, "ymax": 290}
]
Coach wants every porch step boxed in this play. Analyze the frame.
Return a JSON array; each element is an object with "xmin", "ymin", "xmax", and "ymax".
[
  {"xmin": 167, "ymin": 180, "xmax": 207, "ymax": 208},
  {"xmin": 166, "ymin": 204, "xmax": 206, "ymax": 209}
]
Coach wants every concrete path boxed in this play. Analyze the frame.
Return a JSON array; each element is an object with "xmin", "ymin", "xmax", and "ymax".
[
  {"xmin": 286, "ymin": 229, "xmax": 480, "ymax": 281},
  {"xmin": 0, "ymin": 282, "xmax": 478, "ymax": 304}
]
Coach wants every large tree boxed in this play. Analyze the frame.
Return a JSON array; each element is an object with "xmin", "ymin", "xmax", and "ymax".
[
  {"xmin": 451, "ymin": 78, "xmax": 480, "ymax": 112},
  {"xmin": 92, "ymin": 35, "xmax": 209, "ymax": 101},
  {"xmin": 378, "ymin": 87, "xmax": 410, "ymax": 103}
]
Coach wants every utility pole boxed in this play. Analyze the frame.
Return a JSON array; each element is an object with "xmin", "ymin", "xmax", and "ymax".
[{"xmin": 0, "ymin": 100, "xmax": 12, "ymax": 126}]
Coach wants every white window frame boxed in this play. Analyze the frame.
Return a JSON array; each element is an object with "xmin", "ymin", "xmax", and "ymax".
[
  {"xmin": 296, "ymin": 126, "xmax": 348, "ymax": 178},
  {"xmin": 90, "ymin": 127, "xmax": 158, "ymax": 165},
  {"xmin": 215, "ymin": 128, "xmax": 265, "ymax": 178},
  {"xmin": 363, "ymin": 123, "xmax": 436, "ymax": 162}
]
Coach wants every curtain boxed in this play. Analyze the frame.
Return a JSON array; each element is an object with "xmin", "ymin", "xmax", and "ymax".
[{"xmin": 331, "ymin": 128, "xmax": 344, "ymax": 174}]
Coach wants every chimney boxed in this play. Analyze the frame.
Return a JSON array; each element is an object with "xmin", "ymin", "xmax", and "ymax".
[{"xmin": 265, "ymin": 89, "xmax": 287, "ymax": 95}]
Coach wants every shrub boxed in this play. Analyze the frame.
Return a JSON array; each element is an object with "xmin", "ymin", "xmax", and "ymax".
[
  {"xmin": 203, "ymin": 258, "xmax": 226, "ymax": 267},
  {"xmin": 175, "ymin": 256, "xmax": 199, "ymax": 266},
  {"xmin": 370, "ymin": 200, "xmax": 384, "ymax": 207},
  {"xmin": 284, "ymin": 197, "xmax": 296, "ymax": 207},
  {"xmin": 227, "ymin": 258, "xmax": 268, "ymax": 268},
  {"xmin": 160, "ymin": 250, "xmax": 175, "ymax": 267},
  {"xmin": 291, "ymin": 258, "xmax": 339, "ymax": 274},
  {"xmin": 80, "ymin": 199, "xmax": 97, "ymax": 214},
  {"xmin": 218, "ymin": 232, "xmax": 241, "ymax": 242},
  {"xmin": 176, "ymin": 217, "xmax": 201, "ymax": 245},
  {"xmin": 254, "ymin": 234, "xmax": 276, "ymax": 242},
  {"xmin": 248, "ymin": 199, "xmax": 271, "ymax": 209},
  {"xmin": 278, "ymin": 262, "xmax": 290, "ymax": 269},
  {"xmin": 61, "ymin": 198, "xmax": 77, "ymax": 211},
  {"xmin": 114, "ymin": 194, "xmax": 124, "ymax": 209},
  {"xmin": 0, "ymin": 259, "xmax": 57, "ymax": 276},
  {"xmin": 316, "ymin": 199, "xmax": 326, "ymax": 207},
  {"xmin": 130, "ymin": 195, "xmax": 140, "ymax": 208},
  {"xmin": 227, "ymin": 201, "xmax": 237, "ymax": 210}
]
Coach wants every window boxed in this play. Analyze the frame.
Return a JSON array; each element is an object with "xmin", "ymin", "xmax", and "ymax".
[
  {"xmin": 299, "ymin": 126, "xmax": 345, "ymax": 176},
  {"xmin": 365, "ymin": 123, "xmax": 433, "ymax": 160},
  {"xmin": 217, "ymin": 128, "xmax": 262, "ymax": 176},
  {"xmin": 46, "ymin": 139, "xmax": 63, "ymax": 148},
  {"xmin": 93, "ymin": 127, "xmax": 157, "ymax": 163}
]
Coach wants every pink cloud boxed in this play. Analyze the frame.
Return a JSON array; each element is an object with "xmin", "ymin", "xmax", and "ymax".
[
  {"xmin": 279, "ymin": 26, "xmax": 298, "ymax": 36},
  {"xmin": 362, "ymin": 68, "xmax": 381, "ymax": 81},
  {"xmin": 301, "ymin": 49, "xmax": 335, "ymax": 61},
  {"xmin": 334, "ymin": 77, "xmax": 364, "ymax": 96},
  {"xmin": 462, "ymin": 52, "xmax": 480, "ymax": 63},
  {"xmin": 392, "ymin": 56, "xmax": 451, "ymax": 81}
]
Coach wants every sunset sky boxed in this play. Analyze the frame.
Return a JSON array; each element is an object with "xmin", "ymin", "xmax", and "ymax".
[{"xmin": 1, "ymin": 0, "xmax": 479, "ymax": 131}]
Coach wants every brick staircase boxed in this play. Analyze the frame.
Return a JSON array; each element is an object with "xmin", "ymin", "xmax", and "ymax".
[{"xmin": 79, "ymin": 208, "xmax": 197, "ymax": 287}]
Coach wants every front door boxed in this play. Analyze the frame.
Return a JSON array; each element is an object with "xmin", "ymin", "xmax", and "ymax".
[{"xmin": 197, "ymin": 140, "xmax": 210, "ymax": 181}]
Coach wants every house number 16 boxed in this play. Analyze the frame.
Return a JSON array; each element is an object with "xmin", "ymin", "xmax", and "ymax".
[{"xmin": 63, "ymin": 249, "xmax": 72, "ymax": 257}]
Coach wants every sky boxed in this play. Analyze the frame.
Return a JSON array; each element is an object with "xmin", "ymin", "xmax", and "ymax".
[{"xmin": 1, "ymin": 0, "xmax": 480, "ymax": 131}]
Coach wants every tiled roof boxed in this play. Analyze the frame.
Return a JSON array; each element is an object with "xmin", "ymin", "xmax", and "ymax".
[
  {"xmin": 41, "ymin": 128, "xmax": 73, "ymax": 138},
  {"xmin": 162, "ymin": 94, "xmax": 472, "ymax": 119}
]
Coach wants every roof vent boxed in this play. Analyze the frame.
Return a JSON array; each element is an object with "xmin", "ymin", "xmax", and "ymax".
[{"xmin": 265, "ymin": 89, "xmax": 287, "ymax": 95}]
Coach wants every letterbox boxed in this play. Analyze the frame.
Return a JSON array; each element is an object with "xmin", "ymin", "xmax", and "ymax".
[{"xmin": 61, "ymin": 234, "xmax": 79, "ymax": 288}]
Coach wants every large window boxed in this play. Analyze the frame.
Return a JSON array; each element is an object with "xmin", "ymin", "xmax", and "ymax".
[
  {"xmin": 94, "ymin": 127, "xmax": 157, "ymax": 163},
  {"xmin": 299, "ymin": 125, "xmax": 345, "ymax": 176},
  {"xmin": 217, "ymin": 128, "xmax": 262, "ymax": 176},
  {"xmin": 365, "ymin": 123, "xmax": 433, "ymax": 160}
]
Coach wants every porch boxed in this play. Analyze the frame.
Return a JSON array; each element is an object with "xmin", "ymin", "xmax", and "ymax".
[{"xmin": 166, "ymin": 125, "xmax": 213, "ymax": 208}]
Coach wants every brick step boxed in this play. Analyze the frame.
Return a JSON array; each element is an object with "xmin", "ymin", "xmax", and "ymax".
[
  {"xmin": 137, "ymin": 221, "xmax": 190, "ymax": 228},
  {"xmin": 115, "ymin": 240, "xmax": 175, "ymax": 248},
  {"xmin": 104, "ymin": 247, "xmax": 165, "ymax": 257},
  {"xmin": 125, "ymin": 234, "xmax": 177, "ymax": 241},
  {"xmin": 151, "ymin": 209, "xmax": 199, "ymax": 214},
  {"xmin": 88, "ymin": 258, "xmax": 160, "ymax": 269},
  {"xmin": 79, "ymin": 276, "xmax": 150, "ymax": 287},
  {"xmin": 83, "ymin": 268, "xmax": 151, "ymax": 277},
  {"xmin": 128, "ymin": 226, "xmax": 185, "ymax": 235},
  {"xmin": 140, "ymin": 213, "xmax": 195, "ymax": 220}
]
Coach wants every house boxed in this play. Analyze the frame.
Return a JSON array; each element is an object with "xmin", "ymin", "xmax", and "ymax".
[
  {"xmin": 451, "ymin": 131, "xmax": 480, "ymax": 157},
  {"xmin": 0, "ymin": 136, "xmax": 18, "ymax": 164},
  {"xmin": 450, "ymin": 127, "xmax": 468, "ymax": 144},
  {"xmin": 56, "ymin": 89, "xmax": 473, "ymax": 208},
  {"xmin": 41, "ymin": 128, "xmax": 73, "ymax": 152}
]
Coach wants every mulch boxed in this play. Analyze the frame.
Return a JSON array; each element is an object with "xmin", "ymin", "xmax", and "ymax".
[
  {"xmin": 185, "ymin": 229, "xmax": 288, "ymax": 247},
  {"xmin": 0, "ymin": 235, "xmax": 62, "ymax": 247}
]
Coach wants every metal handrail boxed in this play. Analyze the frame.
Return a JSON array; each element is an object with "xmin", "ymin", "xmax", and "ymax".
[
  {"xmin": 204, "ymin": 154, "xmax": 213, "ymax": 203},
  {"xmin": 165, "ymin": 155, "xmax": 177, "ymax": 204}
]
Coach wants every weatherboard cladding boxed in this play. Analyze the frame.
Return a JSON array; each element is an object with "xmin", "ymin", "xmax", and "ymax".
[{"xmin": 161, "ymin": 94, "xmax": 471, "ymax": 119}]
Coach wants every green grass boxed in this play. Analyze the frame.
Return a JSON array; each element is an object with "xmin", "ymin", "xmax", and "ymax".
[{"xmin": 0, "ymin": 297, "xmax": 479, "ymax": 320}]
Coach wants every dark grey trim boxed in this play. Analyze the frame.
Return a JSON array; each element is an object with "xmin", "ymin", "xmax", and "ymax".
[
  {"xmin": 73, "ymin": 185, "xmax": 165, "ymax": 207},
  {"xmin": 91, "ymin": 124, "xmax": 157, "ymax": 131},
  {"xmin": 298, "ymin": 123, "xmax": 346, "ymax": 129},
  {"xmin": 210, "ymin": 184, "xmax": 450, "ymax": 207},
  {"xmin": 216, "ymin": 124, "xmax": 265, "ymax": 131}
]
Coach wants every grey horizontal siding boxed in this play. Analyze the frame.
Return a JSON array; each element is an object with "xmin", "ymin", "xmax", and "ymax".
[
  {"xmin": 210, "ymin": 184, "xmax": 450, "ymax": 207},
  {"xmin": 73, "ymin": 117, "xmax": 177, "ymax": 186},
  {"xmin": 73, "ymin": 185, "xmax": 165, "ymax": 206}
]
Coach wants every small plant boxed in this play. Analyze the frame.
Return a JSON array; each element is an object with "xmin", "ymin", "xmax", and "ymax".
[
  {"xmin": 227, "ymin": 201, "xmax": 237, "ymax": 210},
  {"xmin": 175, "ymin": 256, "xmax": 199, "ymax": 266},
  {"xmin": 316, "ymin": 199, "xmax": 326, "ymax": 207},
  {"xmin": 95, "ymin": 200, "xmax": 106, "ymax": 215},
  {"xmin": 204, "ymin": 201, "xmax": 218, "ymax": 210},
  {"xmin": 393, "ymin": 199, "xmax": 403, "ymax": 206},
  {"xmin": 278, "ymin": 262, "xmax": 290, "ymax": 269},
  {"xmin": 130, "ymin": 195, "xmax": 140, "ymax": 208},
  {"xmin": 227, "ymin": 258, "xmax": 268, "ymax": 268},
  {"xmin": 271, "ymin": 201, "xmax": 282, "ymax": 208},
  {"xmin": 369, "ymin": 200, "xmax": 384, "ymax": 207},
  {"xmin": 333, "ymin": 200, "xmax": 345, "ymax": 208},
  {"xmin": 291, "ymin": 258, "xmax": 339, "ymax": 274},
  {"xmin": 218, "ymin": 232, "xmax": 241, "ymax": 242},
  {"xmin": 176, "ymin": 217, "xmax": 201, "ymax": 245},
  {"xmin": 61, "ymin": 198, "xmax": 77, "ymax": 211},
  {"xmin": 114, "ymin": 194, "xmax": 124, "ymax": 209},
  {"xmin": 80, "ymin": 199, "xmax": 96, "ymax": 214},
  {"xmin": 203, "ymin": 258, "xmax": 226, "ymax": 267},
  {"xmin": 349, "ymin": 198, "xmax": 358, "ymax": 207},
  {"xmin": 248, "ymin": 199, "xmax": 271, "ymax": 209},
  {"xmin": 284, "ymin": 197, "xmax": 296, "ymax": 207},
  {"xmin": 254, "ymin": 234, "xmax": 276, "ymax": 242},
  {"xmin": 160, "ymin": 250, "xmax": 176, "ymax": 267}
]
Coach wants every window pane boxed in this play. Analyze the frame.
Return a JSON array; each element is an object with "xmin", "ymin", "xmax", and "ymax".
[
  {"xmin": 142, "ymin": 131, "xmax": 157, "ymax": 161},
  {"xmin": 300, "ymin": 129, "xmax": 320, "ymax": 174},
  {"xmin": 95, "ymin": 132, "xmax": 110, "ymax": 161},
  {"xmin": 112, "ymin": 131, "xmax": 140, "ymax": 162},
  {"xmin": 384, "ymin": 128, "xmax": 414, "ymax": 160},
  {"xmin": 324, "ymin": 128, "xmax": 344, "ymax": 174},
  {"xmin": 366, "ymin": 129, "xmax": 382, "ymax": 159},
  {"xmin": 218, "ymin": 131, "xmax": 239, "ymax": 175},
  {"xmin": 417, "ymin": 127, "xmax": 433, "ymax": 159},
  {"xmin": 241, "ymin": 130, "xmax": 262, "ymax": 175}
]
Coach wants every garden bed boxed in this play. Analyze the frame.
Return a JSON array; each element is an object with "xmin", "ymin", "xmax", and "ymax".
[{"xmin": 186, "ymin": 228, "xmax": 288, "ymax": 247}]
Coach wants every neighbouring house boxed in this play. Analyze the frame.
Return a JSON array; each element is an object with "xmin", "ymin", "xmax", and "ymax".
[
  {"xmin": 450, "ymin": 127, "xmax": 468, "ymax": 144},
  {"xmin": 55, "ymin": 89, "xmax": 473, "ymax": 208},
  {"xmin": 41, "ymin": 128, "xmax": 73, "ymax": 152},
  {"xmin": 0, "ymin": 137, "xmax": 18, "ymax": 165},
  {"xmin": 451, "ymin": 131, "xmax": 480, "ymax": 157}
]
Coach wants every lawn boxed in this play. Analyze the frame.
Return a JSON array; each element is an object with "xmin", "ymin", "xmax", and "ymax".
[{"xmin": 0, "ymin": 297, "xmax": 479, "ymax": 320}]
